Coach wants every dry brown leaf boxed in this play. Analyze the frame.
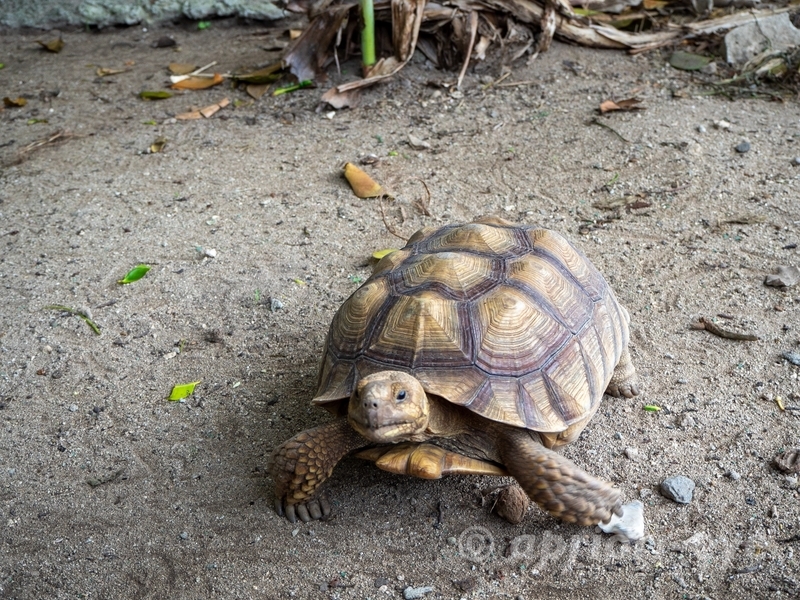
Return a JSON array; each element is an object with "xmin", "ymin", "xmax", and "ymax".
[
  {"xmin": 38, "ymin": 38, "xmax": 64, "ymax": 53},
  {"xmin": 642, "ymin": 0, "xmax": 668, "ymax": 8},
  {"xmin": 169, "ymin": 63, "xmax": 197, "ymax": 75},
  {"xmin": 3, "ymin": 97, "xmax": 27, "ymax": 108},
  {"xmin": 171, "ymin": 73, "xmax": 224, "ymax": 90},
  {"xmin": 344, "ymin": 163, "xmax": 383, "ymax": 198},
  {"xmin": 246, "ymin": 84, "xmax": 270, "ymax": 99},
  {"xmin": 96, "ymin": 67, "xmax": 129, "ymax": 77},
  {"xmin": 599, "ymin": 97, "xmax": 644, "ymax": 113},
  {"xmin": 176, "ymin": 98, "xmax": 230, "ymax": 120},
  {"xmin": 149, "ymin": 137, "xmax": 167, "ymax": 153},
  {"xmin": 289, "ymin": 29, "xmax": 303, "ymax": 39},
  {"xmin": 320, "ymin": 87, "xmax": 361, "ymax": 109}
]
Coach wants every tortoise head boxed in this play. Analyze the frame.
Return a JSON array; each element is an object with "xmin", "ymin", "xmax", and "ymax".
[{"xmin": 348, "ymin": 371, "xmax": 429, "ymax": 443}]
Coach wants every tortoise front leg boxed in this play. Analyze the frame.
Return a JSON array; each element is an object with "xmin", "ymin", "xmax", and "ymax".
[
  {"xmin": 270, "ymin": 419, "xmax": 366, "ymax": 523},
  {"xmin": 498, "ymin": 427, "xmax": 623, "ymax": 526}
]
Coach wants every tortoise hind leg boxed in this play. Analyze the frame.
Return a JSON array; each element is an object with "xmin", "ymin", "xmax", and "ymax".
[
  {"xmin": 606, "ymin": 346, "xmax": 639, "ymax": 398},
  {"xmin": 270, "ymin": 418, "xmax": 366, "ymax": 523},
  {"xmin": 497, "ymin": 427, "xmax": 622, "ymax": 526}
]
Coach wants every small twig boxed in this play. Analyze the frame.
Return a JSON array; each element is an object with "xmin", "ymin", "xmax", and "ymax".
[
  {"xmin": 495, "ymin": 79, "xmax": 536, "ymax": 88},
  {"xmin": 411, "ymin": 177, "xmax": 432, "ymax": 216},
  {"xmin": 456, "ymin": 11, "xmax": 479, "ymax": 90},
  {"xmin": 588, "ymin": 118, "xmax": 631, "ymax": 143},
  {"xmin": 379, "ymin": 199, "xmax": 409, "ymax": 242},
  {"xmin": 697, "ymin": 317, "xmax": 759, "ymax": 341},
  {"xmin": 45, "ymin": 305, "xmax": 101, "ymax": 335}
]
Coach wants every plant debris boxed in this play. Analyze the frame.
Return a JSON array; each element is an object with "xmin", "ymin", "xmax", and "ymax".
[
  {"xmin": 343, "ymin": 162, "xmax": 383, "ymax": 198},
  {"xmin": 45, "ymin": 305, "xmax": 101, "ymax": 335},
  {"xmin": 668, "ymin": 51, "xmax": 712, "ymax": 71},
  {"xmin": 599, "ymin": 97, "xmax": 644, "ymax": 113},
  {"xmin": 171, "ymin": 73, "xmax": 224, "ymax": 90},
  {"xmin": 176, "ymin": 98, "xmax": 230, "ymax": 120},
  {"xmin": 37, "ymin": 38, "xmax": 64, "ymax": 53},
  {"xmin": 3, "ymin": 97, "xmax": 27, "ymax": 108},
  {"xmin": 139, "ymin": 90, "xmax": 173, "ymax": 100},
  {"xmin": 694, "ymin": 317, "xmax": 759, "ymax": 341},
  {"xmin": 118, "ymin": 264, "xmax": 151, "ymax": 284},
  {"xmin": 773, "ymin": 448, "xmax": 800, "ymax": 473},
  {"xmin": 168, "ymin": 381, "xmax": 201, "ymax": 401}
]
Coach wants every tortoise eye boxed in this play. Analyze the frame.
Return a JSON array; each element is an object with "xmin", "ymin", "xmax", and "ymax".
[{"xmin": 396, "ymin": 390, "xmax": 407, "ymax": 402}]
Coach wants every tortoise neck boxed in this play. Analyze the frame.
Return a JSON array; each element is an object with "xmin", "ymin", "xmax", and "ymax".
[{"xmin": 423, "ymin": 395, "xmax": 472, "ymax": 438}]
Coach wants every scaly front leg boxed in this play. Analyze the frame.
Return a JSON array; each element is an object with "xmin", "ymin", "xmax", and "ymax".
[{"xmin": 271, "ymin": 419, "xmax": 366, "ymax": 523}]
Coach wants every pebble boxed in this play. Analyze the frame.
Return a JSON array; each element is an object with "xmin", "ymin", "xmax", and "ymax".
[
  {"xmin": 614, "ymin": 432, "xmax": 623, "ymax": 440},
  {"xmin": 793, "ymin": 157, "xmax": 800, "ymax": 166},
  {"xmin": 624, "ymin": 447, "xmax": 639, "ymax": 460},
  {"xmin": 782, "ymin": 352, "xmax": 800, "ymax": 367},
  {"xmin": 403, "ymin": 586, "xmax": 434, "ymax": 599},
  {"xmin": 679, "ymin": 414, "xmax": 696, "ymax": 429},
  {"xmin": 68, "ymin": 404, "xmax": 78, "ymax": 412},
  {"xmin": 735, "ymin": 141, "xmax": 751, "ymax": 153},
  {"xmin": 770, "ymin": 505, "xmax": 779, "ymax": 518},
  {"xmin": 179, "ymin": 531, "xmax": 189, "ymax": 540},
  {"xmin": 446, "ymin": 536, "xmax": 457, "ymax": 546},
  {"xmin": 204, "ymin": 248, "xmax": 217, "ymax": 259},
  {"xmin": 714, "ymin": 119, "xmax": 732, "ymax": 130},
  {"xmin": 726, "ymin": 470, "xmax": 741, "ymax": 481},
  {"xmin": 765, "ymin": 266, "xmax": 800, "ymax": 288},
  {"xmin": 660, "ymin": 475, "xmax": 695, "ymax": 504},
  {"xmin": 696, "ymin": 125, "xmax": 707, "ymax": 134},
  {"xmin": 270, "ymin": 298, "xmax": 284, "ymax": 312}
]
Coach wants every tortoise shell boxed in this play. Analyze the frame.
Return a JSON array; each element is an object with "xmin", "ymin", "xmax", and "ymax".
[{"xmin": 313, "ymin": 217, "xmax": 629, "ymax": 433}]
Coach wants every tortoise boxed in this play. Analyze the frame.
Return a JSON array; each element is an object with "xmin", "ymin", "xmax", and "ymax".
[{"xmin": 271, "ymin": 217, "xmax": 640, "ymax": 530}]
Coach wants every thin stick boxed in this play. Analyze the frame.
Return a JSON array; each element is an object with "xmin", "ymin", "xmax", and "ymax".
[
  {"xmin": 456, "ymin": 11, "xmax": 479, "ymax": 90},
  {"xmin": 698, "ymin": 317, "xmax": 759, "ymax": 341},
  {"xmin": 379, "ymin": 199, "xmax": 409, "ymax": 241},
  {"xmin": 589, "ymin": 117, "xmax": 631, "ymax": 143}
]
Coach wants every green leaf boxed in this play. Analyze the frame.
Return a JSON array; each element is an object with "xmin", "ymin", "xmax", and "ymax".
[
  {"xmin": 169, "ymin": 381, "xmax": 201, "ymax": 401},
  {"xmin": 139, "ymin": 90, "xmax": 173, "ymax": 100},
  {"xmin": 197, "ymin": 21, "xmax": 211, "ymax": 30},
  {"xmin": 118, "ymin": 264, "xmax": 151, "ymax": 284},
  {"xmin": 27, "ymin": 118, "xmax": 48, "ymax": 125},
  {"xmin": 142, "ymin": 119, "xmax": 157, "ymax": 125},
  {"xmin": 669, "ymin": 51, "xmax": 712, "ymax": 72},
  {"xmin": 643, "ymin": 404, "xmax": 662, "ymax": 412},
  {"xmin": 272, "ymin": 80, "xmax": 313, "ymax": 96},
  {"xmin": 372, "ymin": 248, "xmax": 398, "ymax": 260},
  {"xmin": 348, "ymin": 274, "xmax": 364, "ymax": 284},
  {"xmin": 0, "ymin": 63, "xmax": 5, "ymax": 69}
]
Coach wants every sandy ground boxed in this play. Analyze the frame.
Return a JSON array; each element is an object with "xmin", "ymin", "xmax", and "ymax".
[{"xmin": 1, "ymin": 18, "xmax": 799, "ymax": 600}]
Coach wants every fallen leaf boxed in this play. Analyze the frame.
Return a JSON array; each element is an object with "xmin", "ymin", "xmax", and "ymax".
[
  {"xmin": 643, "ymin": 405, "xmax": 661, "ymax": 412},
  {"xmin": 669, "ymin": 51, "xmax": 712, "ymax": 71},
  {"xmin": 289, "ymin": 29, "xmax": 303, "ymax": 39},
  {"xmin": 171, "ymin": 73, "xmax": 224, "ymax": 90},
  {"xmin": 169, "ymin": 381, "xmax": 201, "ymax": 401},
  {"xmin": 176, "ymin": 98, "xmax": 230, "ymax": 120},
  {"xmin": 149, "ymin": 137, "xmax": 167, "ymax": 153},
  {"xmin": 139, "ymin": 90, "xmax": 173, "ymax": 100},
  {"xmin": 643, "ymin": 0, "xmax": 668, "ymax": 7},
  {"xmin": 599, "ymin": 97, "xmax": 644, "ymax": 113},
  {"xmin": 344, "ymin": 162, "xmax": 383, "ymax": 198},
  {"xmin": 320, "ymin": 87, "xmax": 361, "ymax": 109},
  {"xmin": 3, "ymin": 97, "xmax": 27, "ymax": 107},
  {"xmin": 246, "ymin": 84, "xmax": 270, "ymax": 99},
  {"xmin": 27, "ymin": 118, "xmax": 48, "ymax": 125},
  {"xmin": 168, "ymin": 63, "xmax": 197, "ymax": 75},
  {"xmin": 153, "ymin": 36, "xmax": 177, "ymax": 48},
  {"xmin": 233, "ymin": 62, "xmax": 282, "ymax": 84},
  {"xmin": 38, "ymin": 38, "xmax": 64, "ymax": 53},
  {"xmin": 292, "ymin": 278, "xmax": 307, "ymax": 286},
  {"xmin": 372, "ymin": 248, "xmax": 398, "ymax": 260},
  {"xmin": 197, "ymin": 21, "xmax": 211, "ymax": 30},
  {"xmin": 118, "ymin": 264, "xmax": 151, "ymax": 284},
  {"xmin": 142, "ymin": 120, "xmax": 158, "ymax": 125},
  {"xmin": 96, "ymin": 67, "xmax": 129, "ymax": 77}
]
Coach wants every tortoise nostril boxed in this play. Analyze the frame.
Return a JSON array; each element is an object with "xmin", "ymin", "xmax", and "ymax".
[{"xmin": 372, "ymin": 402, "xmax": 378, "ymax": 408}]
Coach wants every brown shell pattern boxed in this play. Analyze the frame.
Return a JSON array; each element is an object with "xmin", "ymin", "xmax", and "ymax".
[{"xmin": 314, "ymin": 219, "xmax": 629, "ymax": 432}]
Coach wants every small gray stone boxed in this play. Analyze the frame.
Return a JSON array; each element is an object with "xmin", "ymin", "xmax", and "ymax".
[
  {"xmin": 624, "ymin": 447, "xmax": 639, "ymax": 460},
  {"xmin": 697, "ymin": 125, "xmax": 707, "ymax": 134},
  {"xmin": 614, "ymin": 432, "xmax": 623, "ymax": 440},
  {"xmin": 660, "ymin": 475, "xmax": 695, "ymax": 504},
  {"xmin": 727, "ymin": 470, "xmax": 741, "ymax": 481},
  {"xmin": 765, "ymin": 266, "xmax": 800, "ymax": 288},
  {"xmin": 403, "ymin": 586, "xmax": 434, "ymax": 600},
  {"xmin": 735, "ymin": 141, "xmax": 751, "ymax": 153},
  {"xmin": 782, "ymin": 352, "xmax": 800, "ymax": 366},
  {"xmin": 679, "ymin": 414, "xmax": 696, "ymax": 429},
  {"xmin": 700, "ymin": 62, "xmax": 717, "ymax": 75},
  {"xmin": 68, "ymin": 404, "xmax": 78, "ymax": 412},
  {"xmin": 179, "ymin": 531, "xmax": 189, "ymax": 540},
  {"xmin": 792, "ymin": 157, "xmax": 800, "ymax": 166},
  {"xmin": 270, "ymin": 298, "xmax": 284, "ymax": 312}
]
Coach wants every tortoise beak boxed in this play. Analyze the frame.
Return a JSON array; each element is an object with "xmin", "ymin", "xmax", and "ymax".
[{"xmin": 347, "ymin": 378, "xmax": 427, "ymax": 442}]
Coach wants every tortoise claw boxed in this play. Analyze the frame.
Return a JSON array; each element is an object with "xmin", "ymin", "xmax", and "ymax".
[
  {"xmin": 285, "ymin": 503, "xmax": 298, "ymax": 523},
  {"xmin": 274, "ymin": 498, "xmax": 285, "ymax": 517},
  {"xmin": 295, "ymin": 504, "xmax": 311, "ymax": 523},
  {"xmin": 276, "ymin": 495, "xmax": 332, "ymax": 524}
]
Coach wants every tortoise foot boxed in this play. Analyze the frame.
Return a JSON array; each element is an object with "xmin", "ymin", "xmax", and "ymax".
[
  {"xmin": 606, "ymin": 347, "xmax": 639, "ymax": 398},
  {"xmin": 275, "ymin": 495, "xmax": 331, "ymax": 523}
]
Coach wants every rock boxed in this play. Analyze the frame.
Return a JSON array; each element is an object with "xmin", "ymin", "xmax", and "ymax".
[
  {"xmin": 700, "ymin": 62, "xmax": 717, "ymax": 75},
  {"xmin": 723, "ymin": 14, "xmax": 800, "ymax": 64},
  {"xmin": 624, "ymin": 447, "xmax": 639, "ymax": 460},
  {"xmin": 494, "ymin": 484, "xmax": 529, "ymax": 524},
  {"xmin": 597, "ymin": 500, "xmax": 645, "ymax": 542},
  {"xmin": 782, "ymin": 352, "xmax": 800, "ymax": 366},
  {"xmin": 764, "ymin": 265, "xmax": 800, "ymax": 288},
  {"xmin": 679, "ymin": 414, "xmax": 696, "ymax": 429},
  {"xmin": 660, "ymin": 476, "xmax": 695, "ymax": 504},
  {"xmin": 735, "ymin": 141, "xmax": 751, "ymax": 153},
  {"xmin": 773, "ymin": 448, "xmax": 800, "ymax": 473},
  {"xmin": 403, "ymin": 586, "xmax": 434, "ymax": 599},
  {"xmin": 726, "ymin": 470, "xmax": 741, "ymax": 481},
  {"xmin": 714, "ymin": 119, "xmax": 732, "ymax": 130},
  {"xmin": 793, "ymin": 156, "xmax": 800, "ymax": 166},
  {"xmin": 697, "ymin": 125, "xmax": 707, "ymax": 134}
]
